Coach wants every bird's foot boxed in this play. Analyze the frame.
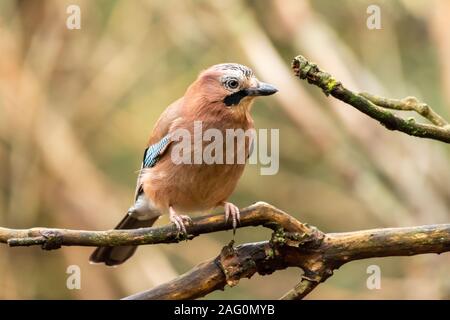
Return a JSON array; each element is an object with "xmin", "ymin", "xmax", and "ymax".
[
  {"xmin": 223, "ymin": 202, "xmax": 240, "ymax": 234},
  {"xmin": 169, "ymin": 206, "xmax": 192, "ymax": 235}
]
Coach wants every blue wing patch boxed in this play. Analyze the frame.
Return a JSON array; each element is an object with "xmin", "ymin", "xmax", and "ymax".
[{"xmin": 143, "ymin": 135, "xmax": 171, "ymax": 168}]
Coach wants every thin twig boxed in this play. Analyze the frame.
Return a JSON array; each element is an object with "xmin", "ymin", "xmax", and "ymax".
[
  {"xmin": 360, "ymin": 92, "xmax": 449, "ymax": 127},
  {"xmin": 1, "ymin": 201, "xmax": 449, "ymax": 299},
  {"xmin": 279, "ymin": 277, "xmax": 320, "ymax": 300},
  {"xmin": 292, "ymin": 55, "xmax": 450, "ymax": 143},
  {"xmin": 123, "ymin": 222, "xmax": 450, "ymax": 300}
]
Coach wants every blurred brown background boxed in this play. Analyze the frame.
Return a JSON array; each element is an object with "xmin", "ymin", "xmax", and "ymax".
[{"xmin": 1, "ymin": 0, "xmax": 450, "ymax": 299}]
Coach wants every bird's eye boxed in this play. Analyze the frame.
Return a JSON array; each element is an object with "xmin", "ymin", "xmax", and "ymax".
[{"xmin": 226, "ymin": 78, "xmax": 240, "ymax": 90}]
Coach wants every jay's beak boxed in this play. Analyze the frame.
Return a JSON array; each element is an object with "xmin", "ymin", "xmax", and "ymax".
[{"xmin": 246, "ymin": 82, "xmax": 278, "ymax": 96}]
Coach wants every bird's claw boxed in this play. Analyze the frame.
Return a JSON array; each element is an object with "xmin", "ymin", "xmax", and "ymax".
[
  {"xmin": 224, "ymin": 202, "xmax": 240, "ymax": 234},
  {"xmin": 169, "ymin": 207, "xmax": 192, "ymax": 236}
]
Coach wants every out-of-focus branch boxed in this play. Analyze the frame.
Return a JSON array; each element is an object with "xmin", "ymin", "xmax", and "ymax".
[
  {"xmin": 1, "ymin": 201, "xmax": 449, "ymax": 299},
  {"xmin": 292, "ymin": 55, "xmax": 450, "ymax": 143}
]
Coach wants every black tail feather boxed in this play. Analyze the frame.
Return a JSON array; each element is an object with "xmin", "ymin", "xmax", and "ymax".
[{"xmin": 89, "ymin": 214, "xmax": 158, "ymax": 266}]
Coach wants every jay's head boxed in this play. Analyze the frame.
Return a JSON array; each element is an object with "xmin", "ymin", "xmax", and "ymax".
[{"xmin": 186, "ymin": 63, "xmax": 278, "ymax": 113}]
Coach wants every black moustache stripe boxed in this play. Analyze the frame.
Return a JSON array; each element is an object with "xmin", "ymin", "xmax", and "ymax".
[{"xmin": 223, "ymin": 89, "xmax": 248, "ymax": 106}]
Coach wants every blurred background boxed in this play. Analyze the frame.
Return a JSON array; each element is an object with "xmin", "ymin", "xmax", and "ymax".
[{"xmin": 1, "ymin": 0, "xmax": 450, "ymax": 299}]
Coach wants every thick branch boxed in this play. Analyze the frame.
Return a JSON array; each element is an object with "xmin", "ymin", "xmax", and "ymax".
[
  {"xmin": 124, "ymin": 223, "xmax": 450, "ymax": 300},
  {"xmin": 292, "ymin": 55, "xmax": 450, "ymax": 143},
  {"xmin": 359, "ymin": 92, "xmax": 448, "ymax": 127},
  {"xmin": 1, "ymin": 201, "xmax": 449, "ymax": 300}
]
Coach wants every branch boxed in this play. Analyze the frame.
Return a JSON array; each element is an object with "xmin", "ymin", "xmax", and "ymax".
[
  {"xmin": 0, "ymin": 202, "xmax": 308, "ymax": 249},
  {"xmin": 359, "ymin": 92, "xmax": 448, "ymax": 127},
  {"xmin": 292, "ymin": 55, "xmax": 450, "ymax": 143},
  {"xmin": 123, "ymin": 221, "xmax": 450, "ymax": 300},
  {"xmin": 1, "ymin": 202, "xmax": 449, "ymax": 299}
]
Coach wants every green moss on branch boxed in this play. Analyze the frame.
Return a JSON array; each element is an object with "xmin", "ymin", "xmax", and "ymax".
[{"xmin": 292, "ymin": 55, "xmax": 450, "ymax": 143}]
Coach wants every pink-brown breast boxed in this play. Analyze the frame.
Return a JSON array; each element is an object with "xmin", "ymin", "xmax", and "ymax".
[{"xmin": 141, "ymin": 99, "xmax": 254, "ymax": 215}]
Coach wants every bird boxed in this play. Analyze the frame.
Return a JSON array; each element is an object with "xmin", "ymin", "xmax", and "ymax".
[{"xmin": 90, "ymin": 63, "xmax": 278, "ymax": 266}]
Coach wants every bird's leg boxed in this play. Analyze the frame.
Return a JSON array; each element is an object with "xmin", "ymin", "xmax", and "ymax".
[
  {"xmin": 223, "ymin": 202, "xmax": 240, "ymax": 234},
  {"xmin": 169, "ymin": 206, "xmax": 192, "ymax": 235}
]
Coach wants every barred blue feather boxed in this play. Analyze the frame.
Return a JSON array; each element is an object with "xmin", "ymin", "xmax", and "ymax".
[{"xmin": 143, "ymin": 135, "xmax": 171, "ymax": 168}]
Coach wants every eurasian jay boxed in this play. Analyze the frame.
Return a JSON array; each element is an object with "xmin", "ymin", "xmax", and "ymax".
[{"xmin": 90, "ymin": 63, "xmax": 278, "ymax": 266}]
